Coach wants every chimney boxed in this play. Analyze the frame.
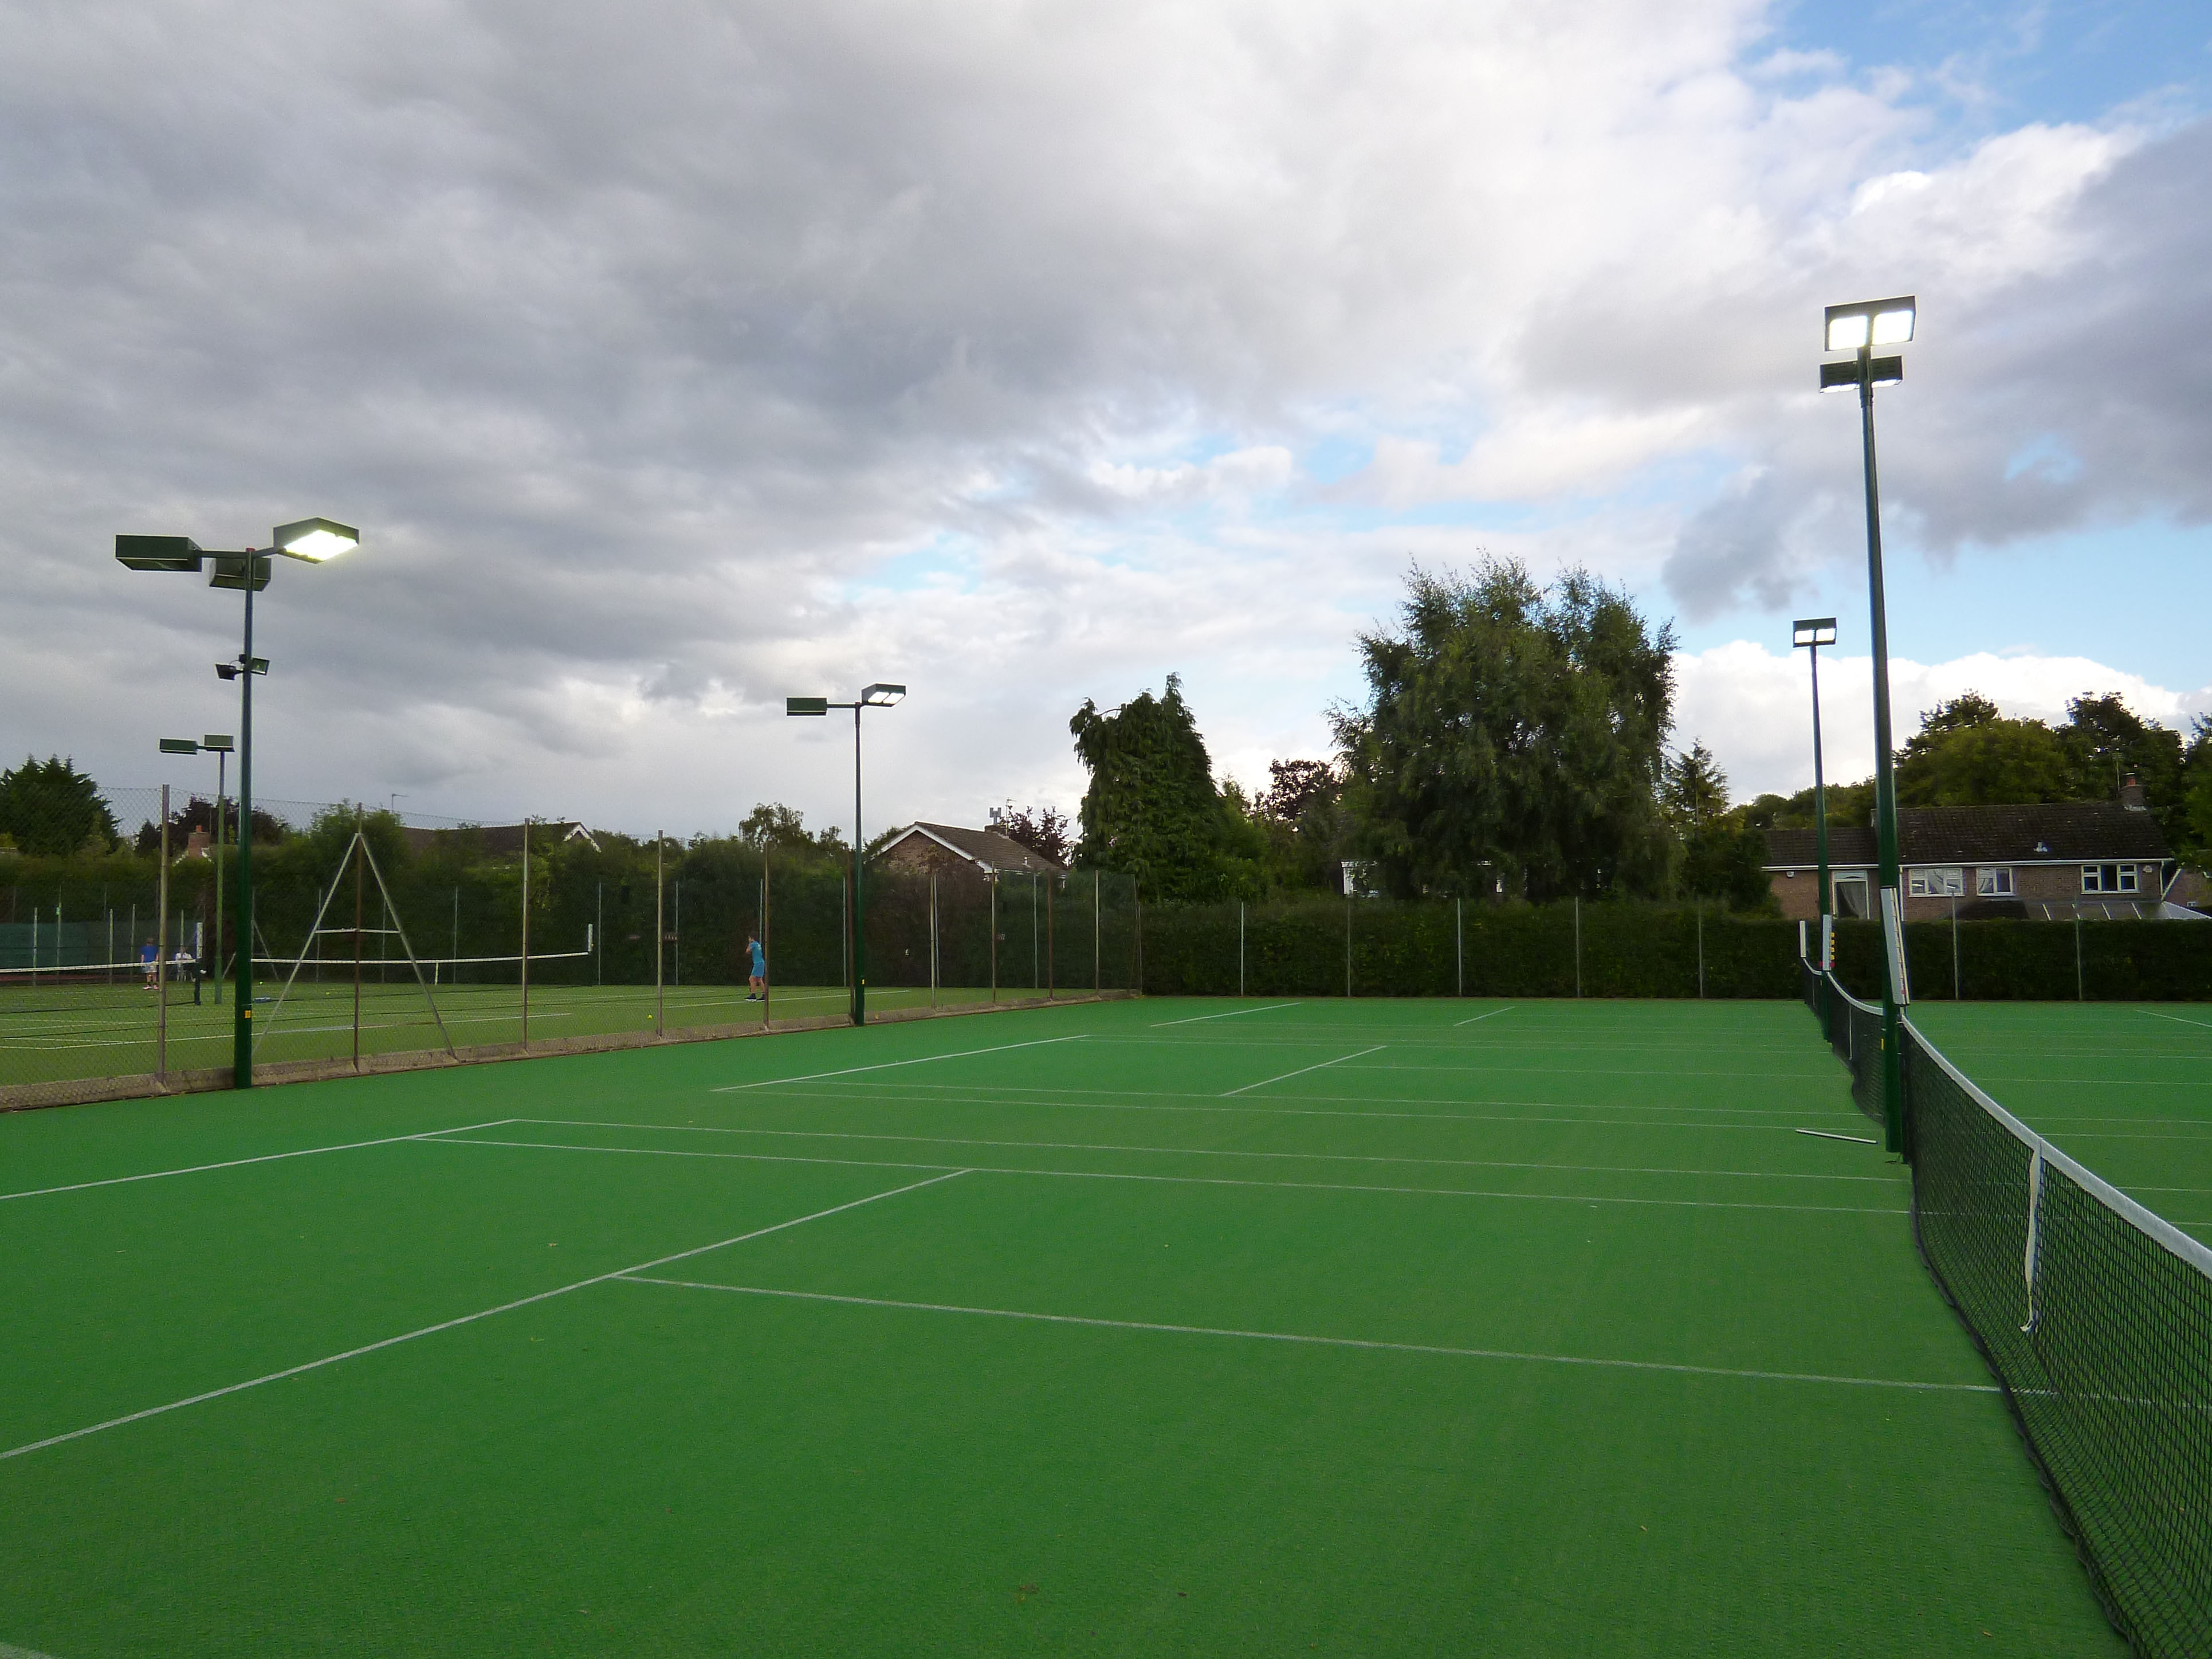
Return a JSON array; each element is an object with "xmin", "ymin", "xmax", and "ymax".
[{"xmin": 2119, "ymin": 771, "xmax": 2148, "ymax": 812}]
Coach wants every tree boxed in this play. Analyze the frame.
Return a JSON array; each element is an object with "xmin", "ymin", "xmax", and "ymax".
[
  {"xmin": 1895, "ymin": 716, "xmax": 2079, "ymax": 807},
  {"xmin": 987, "ymin": 802, "xmax": 1072, "ymax": 864},
  {"xmin": 0, "ymin": 756, "xmax": 119, "ymax": 856},
  {"xmin": 1069, "ymin": 674, "xmax": 1242, "ymax": 903},
  {"xmin": 1660, "ymin": 742, "xmax": 1729, "ymax": 829},
  {"xmin": 2059, "ymin": 693, "xmax": 2185, "ymax": 819},
  {"xmin": 1260, "ymin": 759, "xmax": 1338, "ymax": 825},
  {"xmin": 1331, "ymin": 559, "xmax": 1675, "ymax": 901}
]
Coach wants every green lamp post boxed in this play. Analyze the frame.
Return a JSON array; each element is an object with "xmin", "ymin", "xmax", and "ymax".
[
  {"xmin": 120, "ymin": 517, "xmax": 362, "ymax": 1087},
  {"xmin": 785, "ymin": 683, "xmax": 906, "ymax": 1025}
]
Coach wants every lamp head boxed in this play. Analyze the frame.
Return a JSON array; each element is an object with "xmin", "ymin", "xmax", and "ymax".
[
  {"xmin": 1824, "ymin": 296, "xmax": 1916, "ymax": 353},
  {"xmin": 207, "ymin": 554, "xmax": 272, "ymax": 591},
  {"xmin": 116, "ymin": 535, "xmax": 205, "ymax": 572},
  {"xmin": 1791, "ymin": 617, "xmax": 1838, "ymax": 649},
  {"xmin": 785, "ymin": 697, "xmax": 830, "ymax": 717},
  {"xmin": 861, "ymin": 683, "xmax": 907, "ymax": 707},
  {"xmin": 271, "ymin": 517, "xmax": 360, "ymax": 563},
  {"xmin": 159, "ymin": 738, "xmax": 200, "ymax": 755},
  {"xmin": 202, "ymin": 734, "xmax": 234, "ymax": 752}
]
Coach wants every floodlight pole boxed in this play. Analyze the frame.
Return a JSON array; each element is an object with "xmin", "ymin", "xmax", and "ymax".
[
  {"xmin": 234, "ymin": 571, "xmax": 257, "ymax": 1086},
  {"xmin": 852, "ymin": 700, "xmax": 865, "ymax": 1026},
  {"xmin": 1853, "ymin": 344, "xmax": 1905, "ymax": 1155}
]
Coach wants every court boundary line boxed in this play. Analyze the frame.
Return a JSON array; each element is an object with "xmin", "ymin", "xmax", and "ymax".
[
  {"xmin": 427, "ymin": 1135, "xmax": 1910, "ymax": 1215},
  {"xmin": 0, "ymin": 1119, "xmax": 521, "ymax": 1204},
  {"xmin": 1222, "ymin": 1045, "xmax": 1386, "ymax": 1097},
  {"xmin": 1151, "ymin": 1002, "xmax": 1302, "ymax": 1027},
  {"xmin": 616, "ymin": 1277, "xmax": 1996, "ymax": 1395},
  {"xmin": 0, "ymin": 1170, "xmax": 968, "ymax": 1465},
  {"xmin": 516, "ymin": 1116, "xmax": 1900, "ymax": 1184},
  {"xmin": 2139, "ymin": 1009, "xmax": 2212, "ymax": 1032},
  {"xmin": 1455, "ymin": 1006, "xmax": 1515, "ymax": 1027},
  {"xmin": 711, "ymin": 1034, "xmax": 1089, "ymax": 1092}
]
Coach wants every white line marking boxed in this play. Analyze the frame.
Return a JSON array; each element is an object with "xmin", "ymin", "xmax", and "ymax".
[
  {"xmin": 1222, "ymin": 1045, "xmax": 1387, "ymax": 1097},
  {"xmin": 0, "ymin": 1643, "xmax": 68, "ymax": 1658},
  {"xmin": 2140, "ymin": 1009, "xmax": 2212, "ymax": 1032},
  {"xmin": 0, "ymin": 1171, "xmax": 966, "ymax": 1464},
  {"xmin": 617, "ymin": 1278, "xmax": 1995, "ymax": 1394},
  {"xmin": 0, "ymin": 1121, "xmax": 520, "ymax": 1205},
  {"xmin": 1151, "ymin": 1002, "xmax": 1302, "ymax": 1027},
  {"xmin": 520, "ymin": 1117, "xmax": 1899, "ymax": 1183},
  {"xmin": 710, "ymin": 1034, "xmax": 1089, "ymax": 1092},
  {"xmin": 1454, "ymin": 1006, "xmax": 1515, "ymax": 1027},
  {"xmin": 429, "ymin": 1136, "xmax": 1907, "ymax": 1215},
  {"xmin": 1795, "ymin": 1129, "xmax": 1878, "ymax": 1145}
]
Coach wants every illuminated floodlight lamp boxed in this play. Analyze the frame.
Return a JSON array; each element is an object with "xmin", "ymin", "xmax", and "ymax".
[
  {"xmin": 159, "ymin": 738, "xmax": 200, "ymax": 755},
  {"xmin": 272, "ymin": 517, "xmax": 360, "ymax": 563},
  {"xmin": 1791, "ymin": 617, "xmax": 1837, "ymax": 649},
  {"xmin": 860, "ymin": 683, "xmax": 907, "ymax": 707},
  {"xmin": 1825, "ymin": 296, "xmax": 1915, "ymax": 351},
  {"xmin": 786, "ymin": 697, "xmax": 830, "ymax": 716}
]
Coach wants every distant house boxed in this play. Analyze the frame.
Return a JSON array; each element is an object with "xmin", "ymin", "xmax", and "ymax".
[
  {"xmin": 875, "ymin": 822, "xmax": 1067, "ymax": 880},
  {"xmin": 1763, "ymin": 780, "xmax": 2201, "ymax": 921},
  {"xmin": 399, "ymin": 821, "xmax": 600, "ymax": 860}
]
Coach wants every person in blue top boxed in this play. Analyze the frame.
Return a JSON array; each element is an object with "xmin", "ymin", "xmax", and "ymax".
[
  {"xmin": 745, "ymin": 932, "xmax": 767, "ymax": 1001},
  {"xmin": 139, "ymin": 938, "xmax": 158, "ymax": 990}
]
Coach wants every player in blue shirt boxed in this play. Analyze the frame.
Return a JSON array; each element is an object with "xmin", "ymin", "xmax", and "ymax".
[{"xmin": 746, "ymin": 932, "xmax": 767, "ymax": 1000}]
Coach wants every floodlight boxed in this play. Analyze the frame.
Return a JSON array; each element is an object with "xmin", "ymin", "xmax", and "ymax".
[
  {"xmin": 786, "ymin": 697, "xmax": 830, "ymax": 716},
  {"xmin": 1824, "ymin": 295, "xmax": 1915, "ymax": 353},
  {"xmin": 272, "ymin": 517, "xmax": 360, "ymax": 562},
  {"xmin": 1791, "ymin": 617, "xmax": 1837, "ymax": 649},
  {"xmin": 861, "ymin": 683, "xmax": 907, "ymax": 706},
  {"xmin": 116, "ymin": 535, "xmax": 205, "ymax": 572},
  {"xmin": 207, "ymin": 554, "xmax": 272, "ymax": 592},
  {"xmin": 202, "ymin": 734, "xmax": 234, "ymax": 751},
  {"xmin": 1820, "ymin": 357, "xmax": 1903, "ymax": 391},
  {"xmin": 159, "ymin": 738, "xmax": 199, "ymax": 755}
]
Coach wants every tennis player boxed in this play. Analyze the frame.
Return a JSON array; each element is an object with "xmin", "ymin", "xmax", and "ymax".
[
  {"xmin": 745, "ymin": 932, "xmax": 767, "ymax": 999},
  {"xmin": 139, "ymin": 938, "xmax": 158, "ymax": 989}
]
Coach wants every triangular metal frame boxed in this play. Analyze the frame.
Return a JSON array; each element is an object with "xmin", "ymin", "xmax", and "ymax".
[{"xmin": 257, "ymin": 827, "xmax": 457, "ymax": 1065}]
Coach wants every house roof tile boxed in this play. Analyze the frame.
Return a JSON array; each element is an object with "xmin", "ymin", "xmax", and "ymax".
[
  {"xmin": 1763, "ymin": 802, "xmax": 2170, "ymax": 869},
  {"xmin": 883, "ymin": 821, "xmax": 1067, "ymax": 875}
]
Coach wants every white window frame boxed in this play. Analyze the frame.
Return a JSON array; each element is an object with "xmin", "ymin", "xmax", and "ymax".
[
  {"xmin": 1907, "ymin": 867, "xmax": 1963, "ymax": 899},
  {"xmin": 1830, "ymin": 873, "xmax": 1871, "ymax": 917},
  {"xmin": 1975, "ymin": 867, "xmax": 2014, "ymax": 897},
  {"xmin": 2081, "ymin": 864, "xmax": 2140, "ymax": 895}
]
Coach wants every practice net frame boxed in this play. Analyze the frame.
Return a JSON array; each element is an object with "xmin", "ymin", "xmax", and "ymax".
[{"xmin": 1801, "ymin": 958, "xmax": 2212, "ymax": 1656}]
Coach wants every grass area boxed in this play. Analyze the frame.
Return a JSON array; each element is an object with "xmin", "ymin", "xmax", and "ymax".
[
  {"xmin": 0, "ymin": 997, "xmax": 2125, "ymax": 1656},
  {"xmin": 1909, "ymin": 1001, "xmax": 2212, "ymax": 1246},
  {"xmin": 0, "ymin": 978, "xmax": 1051, "ymax": 1087}
]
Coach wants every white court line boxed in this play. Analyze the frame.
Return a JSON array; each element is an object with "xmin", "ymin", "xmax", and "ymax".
[
  {"xmin": 1455, "ymin": 1006, "xmax": 1515, "ymax": 1027},
  {"xmin": 1222, "ymin": 1045, "xmax": 1386, "ymax": 1097},
  {"xmin": 0, "ymin": 1642, "xmax": 66, "ymax": 1658},
  {"xmin": 1151, "ymin": 1002, "xmax": 1302, "ymax": 1027},
  {"xmin": 2140, "ymin": 1009, "xmax": 2212, "ymax": 1032},
  {"xmin": 0, "ymin": 1120, "xmax": 519, "ymax": 1205},
  {"xmin": 618, "ymin": 1277, "xmax": 1994, "ymax": 1395},
  {"xmin": 711, "ymin": 1034, "xmax": 1089, "ymax": 1092},
  {"xmin": 0, "ymin": 1171, "xmax": 967, "ymax": 1465},
  {"xmin": 429, "ymin": 1136, "xmax": 1907, "ymax": 1215},
  {"xmin": 518, "ymin": 1117, "xmax": 1899, "ymax": 1183}
]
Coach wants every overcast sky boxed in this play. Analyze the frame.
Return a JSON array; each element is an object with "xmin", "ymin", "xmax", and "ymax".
[{"xmin": 5, "ymin": 0, "xmax": 2206, "ymax": 840}]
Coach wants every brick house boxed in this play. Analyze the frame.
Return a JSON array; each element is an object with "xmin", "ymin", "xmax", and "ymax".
[
  {"xmin": 875, "ymin": 822, "xmax": 1067, "ymax": 880},
  {"xmin": 1763, "ymin": 785, "xmax": 2201, "ymax": 923}
]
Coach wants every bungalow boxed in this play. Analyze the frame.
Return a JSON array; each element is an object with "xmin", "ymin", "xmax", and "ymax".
[
  {"xmin": 875, "ymin": 822, "xmax": 1067, "ymax": 880},
  {"xmin": 398, "ymin": 821, "xmax": 600, "ymax": 859},
  {"xmin": 1763, "ymin": 781, "xmax": 2202, "ymax": 923}
]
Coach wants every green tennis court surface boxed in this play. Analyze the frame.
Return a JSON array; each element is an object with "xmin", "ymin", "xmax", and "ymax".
[
  {"xmin": 0, "ymin": 998, "xmax": 2125, "ymax": 1656},
  {"xmin": 0, "ymin": 980, "xmax": 1049, "ymax": 1087},
  {"xmin": 1910, "ymin": 1002, "xmax": 2212, "ymax": 1246}
]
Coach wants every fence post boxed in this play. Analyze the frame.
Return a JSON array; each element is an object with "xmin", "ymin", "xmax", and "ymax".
[
  {"xmin": 1951, "ymin": 895, "xmax": 1960, "ymax": 1001},
  {"xmin": 1345, "ymin": 897, "xmax": 1353, "ymax": 998},
  {"xmin": 1696, "ymin": 903, "xmax": 1704, "ymax": 999},
  {"xmin": 763, "ymin": 853, "xmax": 772, "ymax": 1026},
  {"xmin": 1134, "ymin": 886, "xmax": 1142, "ymax": 994},
  {"xmin": 1047, "ymin": 876, "xmax": 1055, "ymax": 999},
  {"xmin": 930, "ymin": 872, "xmax": 940, "ymax": 1007},
  {"xmin": 653, "ymin": 831, "xmax": 664, "ymax": 1037},
  {"xmin": 1456, "ymin": 896, "xmax": 1463, "ymax": 998},
  {"xmin": 2075, "ymin": 915, "xmax": 2084, "ymax": 1001},
  {"xmin": 521, "ymin": 821, "xmax": 532, "ymax": 1049},
  {"xmin": 1239, "ymin": 900, "xmax": 1246, "ymax": 998},
  {"xmin": 1093, "ymin": 871, "xmax": 1101, "ymax": 993},
  {"xmin": 1574, "ymin": 896, "xmax": 1582, "ymax": 999},
  {"xmin": 989, "ymin": 875, "xmax": 998, "ymax": 1003}
]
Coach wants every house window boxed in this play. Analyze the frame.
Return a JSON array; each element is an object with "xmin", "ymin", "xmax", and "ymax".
[
  {"xmin": 1907, "ymin": 868, "xmax": 1963, "ymax": 898},
  {"xmin": 2081, "ymin": 864, "xmax": 2139, "ymax": 894},
  {"xmin": 1975, "ymin": 868, "xmax": 2014, "ymax": 897},
  {"xmin": 1831, "ymin": 874, "xmax": 1870, "ymax": 918}
]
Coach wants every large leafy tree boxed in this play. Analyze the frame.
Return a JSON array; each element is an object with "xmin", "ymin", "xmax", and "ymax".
[
  {"xmin": 1069, "ymin": 675, "xmax": 1244, "ymax": 902},
  {"xmin": 0, "ymin": 756, "xmax": 119, "ymax": 856},
  {"xmin": 1894, "ymin": 715, "xmax": 2077, "ymax": 806},
  {"xmin": 1332, "ymin": 560, "xmax": 1675, "ymax": 901}
]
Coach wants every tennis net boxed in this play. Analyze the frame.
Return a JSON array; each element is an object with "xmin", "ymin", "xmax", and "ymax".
[{"xmin": 1804, "ymin": 961, "xmax": 2212, "ymax": 1656}]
